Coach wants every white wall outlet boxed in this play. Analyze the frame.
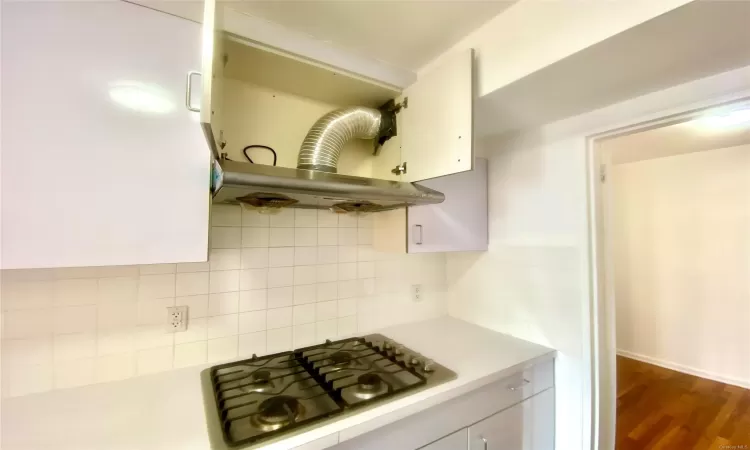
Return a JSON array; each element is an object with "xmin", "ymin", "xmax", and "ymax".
[
  {"xmin": 412, "ymin": 284, "xmax": 423, "ymax": 302},
  {"xmin": 166, "ymin": 305, "xmax": 188, "ymax": 332}
]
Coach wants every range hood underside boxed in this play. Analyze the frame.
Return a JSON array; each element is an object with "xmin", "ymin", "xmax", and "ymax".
[{"xmin": 212, "ymin": 160, "xmax": 445, "ymax": 210}]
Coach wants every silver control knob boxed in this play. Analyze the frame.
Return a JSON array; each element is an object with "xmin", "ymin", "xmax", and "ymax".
[
  {"xmin": 409, "ymin": 356, "xmax": 420, "ymax": 366},
  {"xmin": 384, "ymin": 341, "xmax": 392, "ymax": 350},
  {"xmin": 394, "ymin": 345, "xmax": 404, "ymax": 355},
  {"xmin": 423, "ymin": 359, "xmax": 435, "ymax": 372}
]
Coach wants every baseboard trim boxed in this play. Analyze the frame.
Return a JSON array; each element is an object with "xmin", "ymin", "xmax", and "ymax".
[{"xmin": 616, "ymin": 349, "xmax": 750, "ymax": 390}]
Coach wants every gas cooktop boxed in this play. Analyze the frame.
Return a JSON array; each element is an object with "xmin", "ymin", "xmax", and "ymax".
[{"xmin": 201, "ymin": 334, "xmax": 456, "ymax": 449}]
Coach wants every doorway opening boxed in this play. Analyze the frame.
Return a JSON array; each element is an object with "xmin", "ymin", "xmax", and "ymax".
[{"xmin": 589, "ymin": 97, "xmax": 750, "ymax": 450}]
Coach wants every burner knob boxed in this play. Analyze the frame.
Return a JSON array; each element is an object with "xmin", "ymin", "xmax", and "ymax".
[
  {"xmin": 423, "ymin": 359, "xmax": 435, "ymax": 372},
  {"xmin": 409, "ymin": 356, "xmax": 420, "ymax": 366},
  {"xmin": 384, "ymin": 341, "xmax": 392, "ymax": 350},
  {"xmin": 393, "ymin": 345, "xmax": 404, "ymax": 355}
]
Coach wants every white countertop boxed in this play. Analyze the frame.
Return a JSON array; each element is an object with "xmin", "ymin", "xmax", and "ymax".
[{"xmin": 1, "ymin": 317, "xmax": 554, "ymax": 450}]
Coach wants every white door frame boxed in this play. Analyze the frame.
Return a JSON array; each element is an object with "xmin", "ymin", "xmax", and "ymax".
[{"xmin": 585, "ymin": 93, "xmax": 750, "ymax": 450}]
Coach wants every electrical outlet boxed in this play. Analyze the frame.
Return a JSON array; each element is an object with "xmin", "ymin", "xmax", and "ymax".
[
  {"xmin": 166, "ymin": 306, "xmax": 188, "ymax": 332},
  {"xmin": 412, "ymin": 284, "xmax": 423, "ymax": 303}
]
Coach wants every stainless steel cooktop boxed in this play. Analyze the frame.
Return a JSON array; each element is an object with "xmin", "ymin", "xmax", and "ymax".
[{"xmin": 201, "ymin": 334, "xmax": 457, "ymax": 449}]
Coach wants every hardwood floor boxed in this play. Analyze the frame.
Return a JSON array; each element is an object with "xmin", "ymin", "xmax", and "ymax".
[{"xmin": 616, "ymin": 356, "xmax": 750, "ymax": 450}]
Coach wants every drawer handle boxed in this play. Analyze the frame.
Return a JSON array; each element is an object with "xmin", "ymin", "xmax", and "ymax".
[
  {"xmin": 185, "ymin": 71, "xmax": 201, "ymax": 112},
  {"xmin": 507, "ymin": 378, "xmax": 530, "ymax": 391},
  {"xmin": 481, "ymin": 436, "xmax": 488, "ymax": 450}
]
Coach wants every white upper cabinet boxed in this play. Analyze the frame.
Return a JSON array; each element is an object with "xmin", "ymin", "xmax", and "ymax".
[
  {"xmin": 1, "ymin": 2, "xmax": 210, "ymax": 269},
  {"xmin": 401, "ymin": 49, "xmax": 475, "ymax": 182},
  {"xmin": 408, "ymin": 158, "xmax": 488, "ymax": 253}
]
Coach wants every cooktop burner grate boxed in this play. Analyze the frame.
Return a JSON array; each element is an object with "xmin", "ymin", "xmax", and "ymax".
[{"xmin": 203, "ymin": 334, "xmax": 455, "ymax": 448}]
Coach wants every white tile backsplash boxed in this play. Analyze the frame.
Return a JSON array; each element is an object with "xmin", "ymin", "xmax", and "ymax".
[
  {"xmin": 269, "ymin": 228, "xmax": 294, "ymax": 247},
  {"xmin": 207, "ymin": 336, "xmax": 238, "ymax": 362},
  {"xmin": 95, "ymin": 353, "xmax": 135, "ymax": 383},
  {"xmin": 293, "ymin": 284, "xmax": 317, "ymax": 305},
  {"xmin": 268, "ymin": 247, "xmax": 295, "ymax": 267},
  {"xmin": 209, "ymin": 270, "xmax": 240, "ymax": 293},
  {"xmin": 239, "ymin": 289, "xmax": 267, "ymax": 312},
  {"xmin": 294, "ymin": 228, "xmax": 317, "ymax": 247},
  {"xmin": 242, "ymin": 227, "xmax": 270, "ymax": 248},
  {"xmin": 137, "ymin": 346, "xmax": 173, "ymax": 375},
  {"xmin": 317, "ymin": 228, "xmax": 338, "ymax": 246},
  {"xmin": 316, "ymin": 301, "xmax": 338, "ymax": 321},
  {"xmin": 294, "ymin": 247, "xmax": 318, "ymax": 266},
  {"xmin": 208, "ymin": 292, "xmax": 239, "ymax": 316},
  {"xmin": 266, "ymin": 327, "xmax": 292, "ymax": 353},
  {"xmin": 266, "ymin": 307, "xmax": 293, "ymax": 329},
  {"xmin": 174, "ymin": 341, "xmax": 207, "ymax": 368},
  {"xmin": 240, "ymin": 268, "xmax": 268, "ymax": 290},
  {"xmin": 293, "ymin": 323, "xmax": 316, "ymax": 347},
  {"xmin": 1, "ymin": 205, "xmax": 447, "ymax": 398},
  {"xmin": 239, "ymin": 311, "xmax": 267, "ymax": 334},
  {"xmin": 316, "ymin": 282, "xmax": 338, "ymax": 302},
  {"xmin": 293, "ymin": 265, "xmax": 316, "ymax": 286},
  {"xmin": 53, "ymin": 278, "xmax": 98, "ymax": 307},
  {"xmin": 207, "ymin": 314, "xmax": 239, "ymax": 339},
  {"xmin": 211, "ymin": 227, "xmax": 241, "ymax": 249},
  {"xmin": 238, "ymin": 331, "xmax": 266, "ymax": 357},
  {"xmin": 176, "ymin": 294, "xmax": 208, "ymax": 318},
  {"xmin": 267, "ymin": 287, "xmax": 293, "ymax": 309},
  {"xmin": 242, "ymin": 209, "xmax": 269, "ymax": 227},
  {"xmin": 209, "ymin": 249, "xmax": 241, "ymax": 271},
  {"xmin": 241, "ymin": 248, "xmax": 269, "ymax": 269},
  {"xmin": 270, "ymin": 209, "xmax": 295, "ymax": 228}
]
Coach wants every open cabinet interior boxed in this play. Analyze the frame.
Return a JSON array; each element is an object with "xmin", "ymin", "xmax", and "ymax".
[
  {"xmin": 200, "ymin": 0, "xmax": 478, "ymax": 255},
  {"xmin": 213, "ymin": 34, "xmax": 406, "ymax": 180}
]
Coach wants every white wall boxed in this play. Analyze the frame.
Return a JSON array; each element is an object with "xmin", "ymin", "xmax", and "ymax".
[
  {"xmin": 447, "ymin": 133, "xmax": 590, "ymax": 450},
  {"xmin": 0, "ymin": 206, "xmax": 446, "ymax": 397},
  {"xmin": 446, "ymin": 63, "xmax": 750, "ymax": 450},
  {"xmin": 612, "ymin": 145, "xmax": 750, "ymax": 388}
]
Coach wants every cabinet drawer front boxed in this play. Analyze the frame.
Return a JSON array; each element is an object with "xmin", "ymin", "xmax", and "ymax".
[
  {"xmin": 335, "ymin": 359, "xmax": 553, "ymax": 450},
  {"xmin": 468, "ymin": 388, "xmax": 554, "ymax": 450},
  {"xmin": 420, "ymin": 429, "xmax": 468, "ymax": 450}
]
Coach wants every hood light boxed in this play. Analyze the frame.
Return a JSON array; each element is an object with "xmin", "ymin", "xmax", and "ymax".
[{"xmin": 108, "ymin": 81, "xmax": 174, "ymax": 114}]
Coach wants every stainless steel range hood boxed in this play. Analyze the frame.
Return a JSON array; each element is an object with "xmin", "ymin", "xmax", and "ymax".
[
  {"xmin": 210, "ymin": 105, "xmax": 445, "ymax": 211},
  {"xmin": 211, "ymin": 159, "xmax": 445, "ymax": 211}
]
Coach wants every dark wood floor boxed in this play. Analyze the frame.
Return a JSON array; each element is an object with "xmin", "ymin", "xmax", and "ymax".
[{"xmin": 617, "ymin": 356, "xmax": 750, "ymax": 450}]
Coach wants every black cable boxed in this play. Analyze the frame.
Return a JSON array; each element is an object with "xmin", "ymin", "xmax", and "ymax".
[{"xmin": 242, "ymin": 145, "xmax": 277, "ymax": 166}]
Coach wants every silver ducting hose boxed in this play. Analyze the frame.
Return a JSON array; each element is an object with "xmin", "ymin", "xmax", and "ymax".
[{"xmin": 297, "ymin": 106, "xmax": 383, "ymax": 173}]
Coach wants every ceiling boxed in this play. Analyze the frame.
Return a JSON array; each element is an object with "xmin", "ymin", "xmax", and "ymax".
[
  {"xmin": 600, "ymin": 113, "xmax": 750, "ymax": 165},
  {"xmin": 229, "ymin": 1, "xmax": 516, "ymax": 71},
  {"xmin": 476, "ymin": 0, "xmax": 750, "ymax": 136}
]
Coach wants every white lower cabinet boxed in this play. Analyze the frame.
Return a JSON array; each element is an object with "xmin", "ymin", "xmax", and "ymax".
[
  {"xmin": 420, "ymin": 429, "xmax": 468, "ymax": 450},
  {"xmin": 332, "ymin": 359, "xmax": 554, "ymax": 450},
  {"xmin": 468, "ymin": 388, "xmax": 555, "ymax": 450}
]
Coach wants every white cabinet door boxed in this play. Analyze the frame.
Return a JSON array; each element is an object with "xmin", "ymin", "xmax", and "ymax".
[
  {"xmin": 408, "ymin": 158, "xmax": 487, "ymax": 253},
  {"xmin": 1, "ymin": 2, "xmax": 210, "ymax": 268},
  {"xmin": 401, "ymin": 49, "xmax": 474, "ymax": 182},
  {"xmin": 421, "ymin": 429, "xmax": 469, "ymax": 450},
  {"xmin": 468, "ymin": 389, "xmax": 555, "ymax": 450},
  {"xmin": 197, "ymin": 0, "xmax": 225, "ymax": 159}
]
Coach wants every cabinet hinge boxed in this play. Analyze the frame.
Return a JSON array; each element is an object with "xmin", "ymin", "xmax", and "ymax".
[
  {"xmin": 600, "ymin": 164, "xmax": 607, "ymax": 183},
  {"xmin": 392, "ymin": 162, "xmax": 407, "ymax": 175}
]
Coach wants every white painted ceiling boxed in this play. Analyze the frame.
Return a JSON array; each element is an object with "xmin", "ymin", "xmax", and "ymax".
[
  {"xmin": 476, "ymin": 0, "xmax": 750, "ymax": 137},
  {"xmin": 601, "ymin": 115, "xmax": 750, "ymax": 165},
  {"xmin": 230, "ymin": 1, "xmax": 516, "ymax": 71}
]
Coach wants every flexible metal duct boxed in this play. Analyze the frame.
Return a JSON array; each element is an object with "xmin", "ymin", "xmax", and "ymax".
[{"xmin": 297, "ymin": 106, "xmax": 382, "ymax": 173}]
